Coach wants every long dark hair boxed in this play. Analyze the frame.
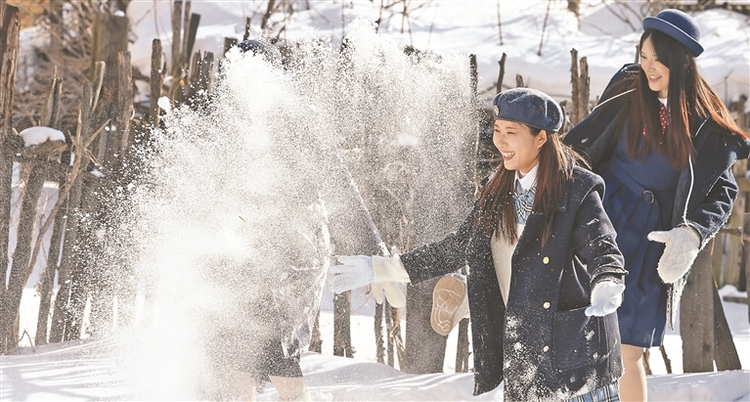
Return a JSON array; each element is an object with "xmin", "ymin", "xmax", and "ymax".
[
  {"xmin": 627, "ymin": 29, "xmax": 748, "ymax": 169},
  {"xmin": 475, "ymin": 127, "xmax": 582, "ymax": 244}
]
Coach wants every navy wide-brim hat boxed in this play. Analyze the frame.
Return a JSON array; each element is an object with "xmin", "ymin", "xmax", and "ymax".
[
  {"xmin": 492, "ymin": 88, "xmax": 562, "ymax": 132},
  {"xmin": 643, "ymin": 9, "xmax": 703, "ymax": 57}
]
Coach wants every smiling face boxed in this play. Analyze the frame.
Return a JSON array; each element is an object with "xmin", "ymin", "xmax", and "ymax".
[
  {"xmin": 640, "ymin": 36, "xmax": 670, "ymax": 98},
  {"xmin": 493, "ymin": 119, "xmax": 547, "ymax": 176}
]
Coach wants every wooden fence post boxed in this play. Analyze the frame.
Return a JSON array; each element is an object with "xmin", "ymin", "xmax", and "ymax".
[
  {"xmin": 496, "ymin": 53, "xmax": 506, "ymax": 95},
  {"xmin": 34, "ymin": 70, "xmax": 64, "ymax": 346},
  {"xmin": 680, "ymin": 237, "xmax": 742, "ymax": 372},
  {"xmin": 723, "ymin": 161, "xmax": 747, "ymax": 286},
  {"xmin": 711, "ymin": 279, "xmax": 741, "ymax": 370},
  {"xmin": 681, "ymin": 239, "xmax": 715, "ymax": 372},
  {"xmin": 571, "ymin": 49, "xmax": 579, "ymax": 124},
  {"xmin": 333, "ymin": 291, "xmax": 353, "ymax": 357},
  {"xmin": 149, "ymin": 39, "xmax": 165, "ymax": 128},
  {"xmin": 0, "ymin": 1, "xmax": 21, "ymax": 354},
  {"xmin": 570, "ymin": 48, "xmax": 590, "ymax": 126}
]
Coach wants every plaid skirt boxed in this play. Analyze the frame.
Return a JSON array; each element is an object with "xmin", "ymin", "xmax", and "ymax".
[{"xmin": 565, "ymin": 382, "xmax": 620, "ymax": 402}]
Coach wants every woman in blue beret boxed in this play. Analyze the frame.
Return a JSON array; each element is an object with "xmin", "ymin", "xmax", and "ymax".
[
  {"xmin": 330, "ymin": 88, "xmax": 628, "ymax": 401},
  {"xmin": 564, "ymin": 9, "xmax": 750, "ymax": 401}
]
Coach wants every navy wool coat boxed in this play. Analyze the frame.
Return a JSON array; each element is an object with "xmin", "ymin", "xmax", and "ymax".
[
  {"xmin": 563, "ymin": 63, "xmax": 750, "ymax": 328},
  {"xmin": 400, "ymin": 166, "xmax": 627, "ymax": 401}
]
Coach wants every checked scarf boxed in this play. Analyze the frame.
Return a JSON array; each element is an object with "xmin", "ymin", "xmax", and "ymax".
[{"xmin": 513, "ymin": 179, "xmax": 535, "ymax": 225}]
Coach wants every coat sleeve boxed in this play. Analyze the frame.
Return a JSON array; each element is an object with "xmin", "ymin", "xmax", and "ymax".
[
  {"xmin": 398, "ymin": 206, "xmax": 477, "ymax": 284},
  {"xmin": 683, "ymin": 166, "xmax": 738, "ymax": 249},
  {"xmin": 570, "ymin": 185, "xmax": 627, "ymax": 287}
]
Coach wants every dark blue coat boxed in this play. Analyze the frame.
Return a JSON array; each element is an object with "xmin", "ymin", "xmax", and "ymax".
[
  {"xmin": 400, "ymin": 166, "xmax": 626, "ymax": 400},
  {"xmin": 563, "ymin": 63, "xmax": 750, "ymax": 327}
]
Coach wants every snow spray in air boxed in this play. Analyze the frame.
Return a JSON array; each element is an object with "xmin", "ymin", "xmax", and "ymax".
[{"xmin": 119, "ymin": 20, "xmax": 477, "ymax": 398}]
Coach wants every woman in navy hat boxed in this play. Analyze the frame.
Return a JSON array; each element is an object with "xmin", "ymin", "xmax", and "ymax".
[
  {"xmin": 564, "ymin": 9, "xmax": 750, "ymax": 401},
  {"xmin": 331, "ymin": 88, "xmax": 628, "ymax": 401}
]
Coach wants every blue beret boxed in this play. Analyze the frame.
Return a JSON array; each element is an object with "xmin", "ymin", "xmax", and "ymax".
[
  {"xmin": 237, "ymin": 39, "xmax": 282, "ymax": 64},
  {"xmin": 643, "ymin": 9, "xmax": 703, "ymax": 57},
  {"xmin": 492, "ymin": 88, "xmax": 562, "ymax": 132}
]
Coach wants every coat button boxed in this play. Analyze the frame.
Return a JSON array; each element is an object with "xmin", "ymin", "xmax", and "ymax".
[
  {"xmin": 542, "ymin": 256, "xmax": 549, "ymax": 264},
  {"xmin": 543, "ymin": 345, "xmax": 549, "ymax": 352},
  {"xmin": 543, "ymin": 302, "xmax": 550, "ymax": 309}
]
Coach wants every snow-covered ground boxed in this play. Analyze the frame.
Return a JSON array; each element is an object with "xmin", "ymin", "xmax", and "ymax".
[
  {"xmin": 3, "ymin": 1, "xmax": 750, "ymax": 401},
  {"xmin": 3, "ymin": 285, "xmax": 749, "ymax": 401}
]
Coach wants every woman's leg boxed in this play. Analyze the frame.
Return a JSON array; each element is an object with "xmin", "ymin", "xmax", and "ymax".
[
  {"xmin": 227, "ymin": 370, "xmax": 257, "ymax": 401},
  {"xmin": 269, "ymin": 375, "xmax": 310, "ymax": 401},
  {"xmin": 620, "ymin": 344, "xmax": 647, "ymax": 402}
]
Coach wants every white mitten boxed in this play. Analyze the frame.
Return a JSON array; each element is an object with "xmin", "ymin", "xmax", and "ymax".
[
  {"xmin": 328, "ymin": 255, "xmax": 410, "ymax": 294},
  {"xmin": 371, "ymin": 282, "xmax": 407, "ymax": 308},
  {"xmin": 585, "ymin": 281, "xmax": 625, "ymax": 317},
  {"xmin": 647, "ymin": 226, "xmax": 701, "ymax": 284},
  {"xmin": 372, "ymin": 254, "xmax": 410, "ymax": 283}
]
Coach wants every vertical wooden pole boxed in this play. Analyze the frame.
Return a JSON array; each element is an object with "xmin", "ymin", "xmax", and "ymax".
[
  {"xmin": 711, "ymin": 278, "xmax": 741, "ymax": 370},
  {"xmin": 171, "ymin": 0, "xmax": 183, "ymax": 78},
  {"xmin": 515, "ymin": 74, "xmax": 524, "ymax": 88},
  {"xmin": 116, "ymin": 51, "xmax": 133, "ymax": 156},
  {"xmin": 383, "ymin": 300, "xmax": 396, "ymax": 367},
  {"xmin": 333, "ymin": 290, "xmax": 352, "ymax": 357},
  {"xmin": 91, "ymin": 12, "xmax": 128, "ymax": 170},
  {"xmin": 0, "ymin": 1, "xmax": 21, "ymax": 354},
  {"xmin": 243, "ymin": 17, "xmax": 252, "ymax": 41},
  {"xmin": 181, "ymin": 1, "xmax": 191, "ymax": 65},
  {"xmin": 456, "ymin": 317, "xmax": 470, "ymax": 372},
  {"xmin": 578, "ymin": 56, "xmax": 590, "ymax": 120},
  {"xmin": 496, "ymin": 53, "xmax": 506, "ymax": 95},
  {"xmin": 402, "ymin": 279, "xmax": 447, "ymax": 374},
  {"xmin": 149, "ymin": 39, "xmax": 165, "ymax": 128},
  {"xmin": 724, "ymin": 161, "xmax": 747, "ymax": 286},
  {"xmin": 570, "ymin": 48, "xmax": 579, "ymax": 125},
  {"xmin": 680, "ymin": 239, "xmax": 715, "ymax": 372},
  {"xmin": 50, "ymin": 72, "xmax": 102, "ymax": 342},
  {"xmin": 186, "ymin": 12, "xmax": 200, "ymax": 60},
  {"xmin": 34, "ymin": 71, "xmax": 64, "ymax": 346}
]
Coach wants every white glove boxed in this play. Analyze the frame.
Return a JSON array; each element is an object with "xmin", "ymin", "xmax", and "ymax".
[
  {"xmin": 585, "ymin": 281, "xmax": 625, "ymax": 317},
  {"xmin": 328, "ymin": 255, "xmax": 410, "ymax": 294},
  {"xmin": 371, "ymin": 282, "xmax": 407, "ymax": 308},
  {"xmin": 647, "ymin": 226, "xmax": 701, "ymax": 284}
]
